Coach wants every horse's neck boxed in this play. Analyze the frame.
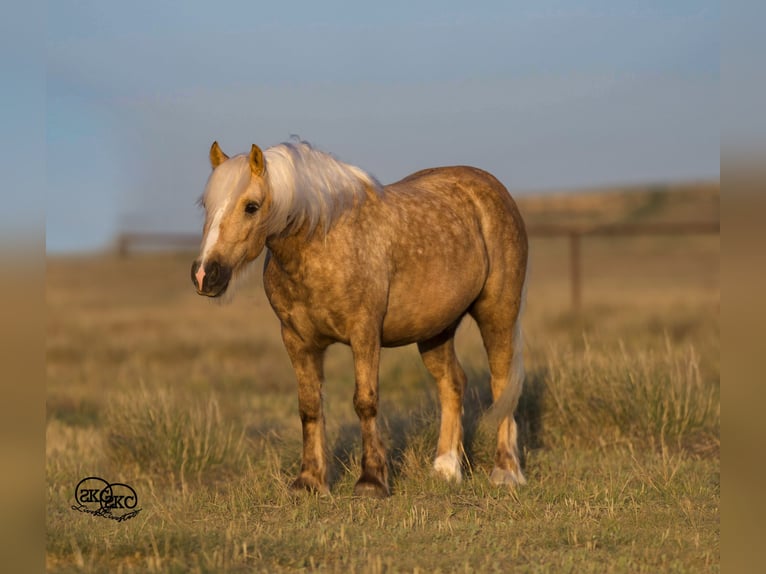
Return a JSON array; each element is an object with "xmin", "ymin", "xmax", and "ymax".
[{"xmin": 265, "ymin": 228, "xmax": 311, "ymax": 275}]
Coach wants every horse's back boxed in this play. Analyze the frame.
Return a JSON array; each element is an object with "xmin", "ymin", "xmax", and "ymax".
[
  {"xmin": 391, "ymin": 164, "xmax": 528, "ymax": 296},
  {"xmin": 387, "ymin": 165, "xmax": 527, "ymax": 250}
]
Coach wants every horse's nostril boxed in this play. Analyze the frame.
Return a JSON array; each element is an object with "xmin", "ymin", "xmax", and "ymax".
[{"xmin": 208, "ymin": 261, "xmax": 220, "ymax": 282}]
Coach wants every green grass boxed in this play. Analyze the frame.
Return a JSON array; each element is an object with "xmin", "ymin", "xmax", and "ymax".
[{"xmin": 46, "ymin": 195, "xmax": 719, "ymax": 572}]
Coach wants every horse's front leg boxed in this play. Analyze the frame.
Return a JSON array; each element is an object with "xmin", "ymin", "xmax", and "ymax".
[
  {"xmin": 282, "ymin": 326, "xmax": 329, "ymax": 494},
  {"xmin": 351, "ymin": 332, "xmax": 389, "ymax": 497}
]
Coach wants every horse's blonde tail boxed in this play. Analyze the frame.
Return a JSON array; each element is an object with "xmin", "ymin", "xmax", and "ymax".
[
  {"xmin": 482, "ymin": 269, "xmax": 528, "ymax": 487},
  {"xmin": 509, "ymin": 279, "xmax": 526, "ymax": 408},
  {"xmin": 482, "ymin": 271, "xmax": 527, "ymax": 428}
]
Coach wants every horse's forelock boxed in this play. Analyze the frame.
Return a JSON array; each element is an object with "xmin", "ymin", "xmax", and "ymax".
[{"xmin": 202, "ymin": 155, "xmax": 251, "ymax": 214}]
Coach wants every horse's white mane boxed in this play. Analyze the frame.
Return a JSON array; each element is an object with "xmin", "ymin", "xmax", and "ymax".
[
  {"xmin": 262, "ymin": 141, "xmax": 381, "ymax": 235},
  {"xmin": 201, "ymin": 140, "xmax": 381, "ymax": 237}
]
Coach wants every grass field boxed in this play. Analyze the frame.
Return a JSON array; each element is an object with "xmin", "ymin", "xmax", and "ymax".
[{"xmin": 46, "ymin": 184, "xmax": 719, "ymax": 572}]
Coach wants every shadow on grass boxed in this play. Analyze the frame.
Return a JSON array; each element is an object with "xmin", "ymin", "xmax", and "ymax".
[
  {"xmin": 460, "ymin": 365, "xmax": 546, "ymax": 473},
  {"xmin": 327, "ymin": 365, "xmax": 547, "ymax": 489}
]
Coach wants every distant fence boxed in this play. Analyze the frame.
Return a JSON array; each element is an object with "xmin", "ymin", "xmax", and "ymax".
[
  {"xmin": 116, "ymin": 233, "xmax": 200, "ymax": 256},
  {"xmin": 116, "ymin": 221, "xmax": 719, "ymax": 311},
  {"xmin": 525, "ymin": 221, "xmax": 719, "ymax": 311}
]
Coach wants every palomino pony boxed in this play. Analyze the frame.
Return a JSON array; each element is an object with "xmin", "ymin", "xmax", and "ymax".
[{"xmin": 191, "ymin": 140, "xmax": 528, "ymax": 497}]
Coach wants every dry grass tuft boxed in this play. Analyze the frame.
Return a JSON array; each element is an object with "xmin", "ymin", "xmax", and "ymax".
[
  {"xmin": 105, "ymin": 384, "xmax": 250, "ymax": 486},
  {"xmin": 537, "ymin": 340, "xmax": 719, "ymax": 454}
]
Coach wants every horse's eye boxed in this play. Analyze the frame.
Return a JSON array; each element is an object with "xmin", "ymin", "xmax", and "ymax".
[{"xmin": 244, "ymin": 201, "xmax": 260, "ymax": 214}]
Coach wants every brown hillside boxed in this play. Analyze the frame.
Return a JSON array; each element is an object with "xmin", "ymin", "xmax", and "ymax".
[{"xmin": 515, "ymin": 180, "xmax": 719, "ymax": 227}]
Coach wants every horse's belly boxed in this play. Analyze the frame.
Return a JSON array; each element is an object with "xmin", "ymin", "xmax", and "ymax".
[
  {"xmin": 380, "ymin": 272, "xmax": 484, "ymax": 346},
  {"xmin": 380, "ymin": 318, "xmax": 461, "ymax": 347}
]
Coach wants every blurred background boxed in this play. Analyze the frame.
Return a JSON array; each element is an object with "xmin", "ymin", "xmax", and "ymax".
[{"xmin": 45, "ymin": 1, "xmax": 719, "ymax": 253}]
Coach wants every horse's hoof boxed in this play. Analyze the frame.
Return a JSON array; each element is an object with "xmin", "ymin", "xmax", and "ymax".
[
  {"xmin": 489, "ymin": 466, "xmax": 526, "ymax": 487},
  {"xmin": 353, "ymin": 477, "xmax": 390, "ymax": 498},
  {"xmin": 433, "ymin": 452, "xmax": 463, "ymax": 483},
  {"xmin": 291, "ymin": 475, "xmax": 330, "ymax": 495}
]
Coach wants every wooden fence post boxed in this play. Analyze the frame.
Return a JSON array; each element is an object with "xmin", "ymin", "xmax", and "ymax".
[
  {"xmin": 117, "ymin": 234, "xmax": 129, "ymax": 257},
  {"xmin": 569, "ymin": 232, "xmax": 581, "ymax": 312}
]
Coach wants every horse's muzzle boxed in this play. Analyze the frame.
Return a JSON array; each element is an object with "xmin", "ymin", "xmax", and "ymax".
[{"xmin": 191, "ymin": 259, "xmax": 231, "ymax": 297}]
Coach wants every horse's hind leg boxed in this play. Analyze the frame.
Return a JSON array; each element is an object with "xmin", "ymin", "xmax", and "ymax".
[
  {"xmin": 418, "ymin": 328, "xmax": 466, "ymax": 482},
  {"xmin": 470, "ymin": 283, "xmax": 527, "ymax": 487}
]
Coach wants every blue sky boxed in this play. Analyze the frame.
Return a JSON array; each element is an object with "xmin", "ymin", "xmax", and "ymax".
[{"xmin": 45, "ymin": 1, "xmax": 719, "ymax": 252}]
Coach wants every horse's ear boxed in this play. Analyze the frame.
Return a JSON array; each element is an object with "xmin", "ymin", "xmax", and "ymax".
[
  {"xmin": 210, "ymin": 141, "xmax": 229, "ymax": 169},
  {"xmin": 249, "ymin": 144, "xmax": 265, "ymax": 177}
]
